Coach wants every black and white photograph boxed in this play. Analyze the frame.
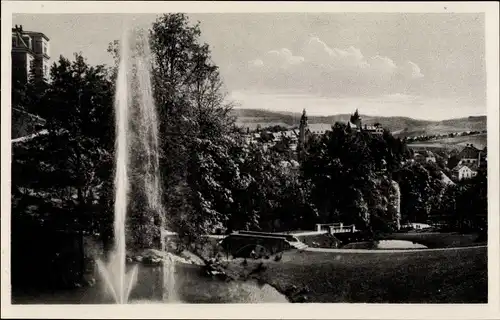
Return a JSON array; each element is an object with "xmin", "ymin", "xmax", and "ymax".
[{"xmin": 1, "ymin": 1, "xmax": 499, "ymax": 319}]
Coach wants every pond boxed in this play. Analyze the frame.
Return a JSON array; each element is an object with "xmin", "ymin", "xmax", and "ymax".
[
  {"xmin": 12, "ymin": 263, "xmax": 288, "ymax": 304},
  {"xmin": 342, "ymin": 240, "xmax": 428, "ymax": 250}
]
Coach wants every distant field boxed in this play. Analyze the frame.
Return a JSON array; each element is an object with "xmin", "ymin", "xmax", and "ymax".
[
  {"xmin": 227, "ymin": 246, "xmax": 487, "ymax": 303},
  {"xmin": 408, "ymin": 133, "xmax": 487, "ymax": 150}
]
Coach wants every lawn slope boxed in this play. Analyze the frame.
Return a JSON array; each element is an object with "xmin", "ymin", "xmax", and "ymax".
[{"xmin": 227, "ymin": 246, "xmax": 487, "ymax": 303}]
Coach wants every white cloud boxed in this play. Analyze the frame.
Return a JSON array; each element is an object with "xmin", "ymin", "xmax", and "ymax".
[
  {"xmin": 262, "ymin": 48, "xmax": 304, "ymax": 68},
  {"xmin": 247, "ymin": 36, "xmax": 425, "ymax": 96},
  {"xmin": 303, "ymin": 37, "xmax": 336, "ymax": 66},
  {"xmin": 400, "ymin": 61, "xmax": 424, "ymax": 79},
  {"xmin": 367, "ymin": 55, "xmax": 397, "ymax": 74},
  {"xmin": 303, "ymin": 37, "xmax": 369, "ymax": 70}
]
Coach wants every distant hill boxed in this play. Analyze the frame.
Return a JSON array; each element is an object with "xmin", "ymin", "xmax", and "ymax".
[{"xmin": 231, "ymin": 108, "xmax": 487, "ymax": 137}]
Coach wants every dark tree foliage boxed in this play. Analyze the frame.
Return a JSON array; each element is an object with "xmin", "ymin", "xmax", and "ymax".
[
  {"xmin": 434, "ymin": 169, "xmax": 487, "ymax": 231},
  {"xmin": 12, "ymin": 54, "xmax": 115, "ymax": 236},
  {"xmin": 11, "ymin": 54, "xmax": 115, "ymax": 288},
  {"xmin": 393, "ymin": 161, "xmax": 444, "ymax": 224},
  {"xmin": 147, "ymin": 14, "xmax": 236, "ymax": 241},
  {"xmin": 301, "ymin": 122, "xmax": 411, "ymax": 232}
]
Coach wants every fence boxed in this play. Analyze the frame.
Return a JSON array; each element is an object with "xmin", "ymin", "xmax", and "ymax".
[
  {"xmin": 236, "ymin": 230, "xmax": 299, "ymax": 242},
  {"xmin": 315, "ymin": 223, "xmax": 357, "ymax": 234}
]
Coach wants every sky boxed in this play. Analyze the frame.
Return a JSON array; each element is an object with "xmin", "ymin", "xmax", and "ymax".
[{"xmin": 13, "ymin": 13, "xmax": 486, "ymax": 120}]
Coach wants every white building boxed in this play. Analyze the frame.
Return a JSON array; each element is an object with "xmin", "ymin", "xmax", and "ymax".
[{"xmin": 453, "ymin": 164, "xmax": 478, "ymax": 181}]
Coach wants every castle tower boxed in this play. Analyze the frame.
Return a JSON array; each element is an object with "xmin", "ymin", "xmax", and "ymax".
[{"xmin": 350, "ymin": 109, "xmax": 362, "ymax": 129}]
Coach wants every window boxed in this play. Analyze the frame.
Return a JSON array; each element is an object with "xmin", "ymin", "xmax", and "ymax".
[
  {"xmin": 44, "ymin": 44, "xmax": 48, "ymax": 55},
  {"xmin": 12, "ymin": 36, "xmax": 17, "ymax": 47},
  {"xmin": 44, "ymin": 65, "xmax": 48, "ymax": 78},
  {"xmin": 22, "ymin": 36, "xmax": 32, "ymax": 50}
]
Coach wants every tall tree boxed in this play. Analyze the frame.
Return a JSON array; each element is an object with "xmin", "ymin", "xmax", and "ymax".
[
  {"xmin": 394, "ymin": 161, "xmax": 445, "ymax": 224},
  {"xmin": 148, "ymin": 14, "xmax": 237, "ymax": 239}
]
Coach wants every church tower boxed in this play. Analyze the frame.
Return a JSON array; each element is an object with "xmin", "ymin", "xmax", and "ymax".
[{"xmin": 298, "ymin": 109, "xmax": 309, "ymax": 160}]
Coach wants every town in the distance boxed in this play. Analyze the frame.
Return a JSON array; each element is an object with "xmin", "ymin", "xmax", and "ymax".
[{"xmin": 236, "ymin": 108, "xmax": 487, "ymax": 185}]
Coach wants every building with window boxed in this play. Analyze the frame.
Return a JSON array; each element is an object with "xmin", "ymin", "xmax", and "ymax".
[
  {"xmin": 347, "ymin": 109, "xmax": 384, "ymax": 135},
  {"xmin": 452, "ymin": 164, "xmax": 478, "ymax": 181},
  {"xmin": 456, "ymin": 144, "xmax": 482, "ymax": 166},
  {"xmin": 448, "ymin": 144, "xmax": 486, "ymax": 181},
  {"xmin": 12, "ymin": 25, "xmax": 50, "ymax": 84},
  {"xmin": 297, "ymin": 109, "xmax": 334, "ymax": 154}
]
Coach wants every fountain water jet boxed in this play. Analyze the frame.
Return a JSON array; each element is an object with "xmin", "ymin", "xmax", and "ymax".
[{"xmin": 96, "ymin": 27, "xmax": 175, "ymax": 304}]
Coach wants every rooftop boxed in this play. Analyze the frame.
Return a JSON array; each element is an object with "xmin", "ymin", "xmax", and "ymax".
[
  {"xmin": 452, "ymin": 163, "xmax": 479, "ymax": 172},
  {"xmin": 440, "ymin": 172, "xmax": 455, "ymax": 186},
  {"xmin": 12, "ymin": 25, "xmax": 50, "ymax": 41},
  {"xmin": 308, "ymin": 123, "xmax": 332, "ymax": 134},
  {"xmin": 459, "ymin": 144, "xmax": 480, "ymax": 159}
]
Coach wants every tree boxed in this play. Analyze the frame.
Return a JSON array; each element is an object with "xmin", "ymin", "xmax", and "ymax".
[
  {"xmin": 454, "ymin": 171, "xmax": 487, "ymax": 231},
  {"xmin": 150, "ymin": 14, "xmax": 237, "ymax": 239},
  {"xmin": 11, "ymin": 54, "xmax": 116, "ymax": 287},
  {"xmin": 433, "ymin": 184, "xmax": 459, "ymax": 228},
  {"xmin": 394, "ymin": 161, "xmax": 445, "ymax": 224},
  {"xmin": 12, "ymin": 53, "xmax": 115, "ymax": 238}
]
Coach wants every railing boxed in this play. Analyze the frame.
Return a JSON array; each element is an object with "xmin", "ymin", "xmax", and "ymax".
[
  {"xmin": 329, "ymin": 224, "xmax": 357, "ymax": 234},
  {"xmin": 236, "ymin": 230, "xmax": 298, "ymax": 242},
  {"xmin": 315, "ymin": 223, "xmax": 357, "ymax": 234}
]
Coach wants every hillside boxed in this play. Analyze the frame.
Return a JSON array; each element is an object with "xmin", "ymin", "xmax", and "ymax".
[
  {"xmin": 408, "ymin": 133, "xmax": 487, "ymax": 151},
  {"xmin": 231, "ymin": 108, "xmax": 487, "ymax": 137}
]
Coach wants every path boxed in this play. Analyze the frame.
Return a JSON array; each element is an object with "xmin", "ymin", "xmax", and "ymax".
[
  {"xmin": 302, "ymin": 245, "xmax": 487, "ymax": 253},
  {"xmin": 288, "ymin": 231, "xmax": 328, "ymax": 236}
]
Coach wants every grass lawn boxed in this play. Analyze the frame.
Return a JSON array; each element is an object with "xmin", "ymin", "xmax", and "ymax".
[
  {"xmin": 225, "ymin": 246, "xmax": 487, "ymax": 303},
  {"xmin": 380, "ymin": 232, "xmax": 485, "ymax": 248}
]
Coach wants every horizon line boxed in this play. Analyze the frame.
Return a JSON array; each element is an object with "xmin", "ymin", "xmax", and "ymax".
[{"xmin": 232, "ymin": 107, "xmax": 487, "ymax": 122}]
